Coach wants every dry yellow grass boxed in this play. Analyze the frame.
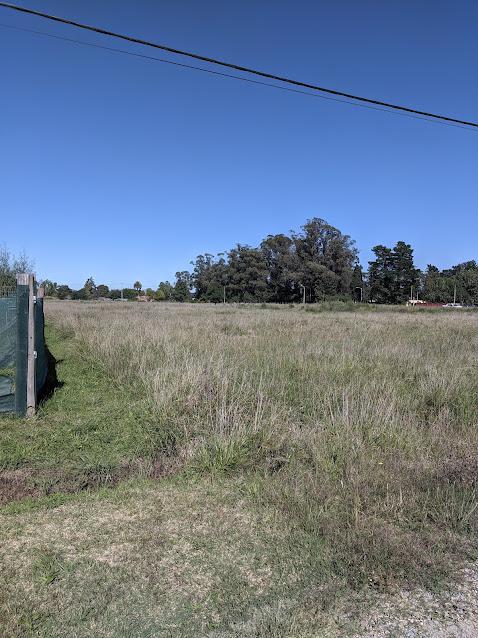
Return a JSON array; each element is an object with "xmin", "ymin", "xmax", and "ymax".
[
  {"xmin": 44, "ymin": 301, "xmax": 478, "ymax": 586},
  {"xmin": 2, "ymin": 301, "xmax": 477, "ymax": 636}
]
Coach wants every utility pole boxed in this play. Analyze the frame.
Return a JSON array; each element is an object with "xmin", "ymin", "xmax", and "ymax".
[
  {"xmin": 223, "ymin": 285, "xmax": 226, "ymax": 304},
  {"xmin": 453, "ymin": 283, "xmax": 457, "ymax": 304}
]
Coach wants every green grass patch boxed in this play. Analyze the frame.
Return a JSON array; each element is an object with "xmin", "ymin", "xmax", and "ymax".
[{"xmin": 0, "ymin": 325, "xmax": 179, "ymax": 502}]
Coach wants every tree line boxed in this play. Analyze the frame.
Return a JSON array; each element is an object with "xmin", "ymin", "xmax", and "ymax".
[
  {"xmin": 4, "ymin": 218, "xmax": 478, "ymax": 304},
  {"xmin": 0, "ymin": 248, "xmax": 33, "ymax": 288}
]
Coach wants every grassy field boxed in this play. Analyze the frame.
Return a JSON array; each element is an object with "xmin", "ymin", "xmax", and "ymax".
[{"xmin": 1, "ymin": 301, "xmax": 477, "ymax": 636}]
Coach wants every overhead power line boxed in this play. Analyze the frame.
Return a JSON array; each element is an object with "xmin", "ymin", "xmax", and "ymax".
[
  {"xmin": 2, "ymin": 22, "xmax": 471, "ymax": 131},
  {"xmin": 0, "ymin": 1, "xmax": 477, "ymax": 130}
]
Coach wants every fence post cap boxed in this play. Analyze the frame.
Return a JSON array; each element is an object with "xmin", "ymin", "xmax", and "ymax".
[{"xmin": 16, "ymin": 273, "xmax": 29, "ymax": 285}]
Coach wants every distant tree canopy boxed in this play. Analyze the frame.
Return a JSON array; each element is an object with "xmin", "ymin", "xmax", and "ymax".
[
  {"xmin": 172, "ymin": 271, "xmax": 192, "ymax": 302},
  {"xmin": 191, "ymin": 218, "xmax": 359, "ymax": 303},
  {"xmin": 56, "ymin": 285, "xmax": 72, "ymax": 300},
  {"xmin": 156, "ymin": 281, "xmax": 174, "ymax": 301},
  {"xmin": 15, "ymin": 216, "xmax": 478, "ymax": 306},
  {"xmin": 41, "ymin": 280, "xmax": 58, "ymax": 297},
  {"xmin": 422, "ymin": 261, "xmax": 478, "ymax": 305},
  {"xmin": 122, "ymin": 288, "xmax": 138, "ymax": 300},
  {"xmin": 0, "ymin": 247, "xmax": 34, "ymax": 288},
  {"xmin": 96, "ymin": 284, "xmax": 110, "ymax": 298},
  {"xmin": 368, "ymin": 242, "xmax": 420, "ymax": 304}
]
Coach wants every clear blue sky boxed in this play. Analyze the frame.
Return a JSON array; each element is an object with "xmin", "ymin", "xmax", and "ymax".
[{"xmin": 1, "ymin": 0, "xmax": 477, "ymax": 289}]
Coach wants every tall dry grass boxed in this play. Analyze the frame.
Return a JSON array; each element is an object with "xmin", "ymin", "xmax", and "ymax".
[{"xmin": 45, "ymin": 301, "xmax": 478, "ymax": 586}]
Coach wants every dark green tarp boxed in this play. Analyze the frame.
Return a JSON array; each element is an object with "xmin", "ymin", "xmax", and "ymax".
[
  {"xmin": 0, "ymin": 291, "xmax": 16, "ymax": 413},
  {"xmin": 0, "ymin": 284, "xmax": 47, "ymax": 415}
]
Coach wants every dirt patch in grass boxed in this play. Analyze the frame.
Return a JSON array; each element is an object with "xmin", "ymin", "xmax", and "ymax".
[
  {"xmin": 1, "ymin": 475, "xmax": 477, "ymax": 638},
  {"xmin": 0, "ymin": 478, "xmax": 342, "ymax": 638},
  {"xmin": 0, "ymin": 457, "xmax": 181, "ymax": 505}
]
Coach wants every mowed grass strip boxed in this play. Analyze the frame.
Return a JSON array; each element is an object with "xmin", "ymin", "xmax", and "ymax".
[
  {"xmin": 0, "ymin": 324, "xmax": 178, "ymax": 502},
  {"xmin": 0, "ymin": 477, "xmax": 351, "ymax": 638}
]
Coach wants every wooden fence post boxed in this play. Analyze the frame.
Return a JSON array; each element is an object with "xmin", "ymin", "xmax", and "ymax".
[
  {"xmin": 26, "ymin": 274, "xmax": 36, "ymax": 417},
  {"xmin": 15, "ymin": 273, "xmax": 29, "ymax": 416}
]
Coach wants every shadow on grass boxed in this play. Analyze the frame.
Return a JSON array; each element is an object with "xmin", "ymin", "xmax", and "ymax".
[{"xmin": 38, "ymin": 344, "xmax": 64, "ymax": 405}]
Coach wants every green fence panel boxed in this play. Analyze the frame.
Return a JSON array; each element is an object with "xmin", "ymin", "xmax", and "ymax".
[
  {"xmin": 0, "ymin": 289, "xmax": 17, "ymax": 413},
  {"xmin": 15, "ymin": 281, "xmax": 29, "ymax": 417},
  {"xmin": 0, "ymin": 279, "xmax": 47, "ymax": 416}
]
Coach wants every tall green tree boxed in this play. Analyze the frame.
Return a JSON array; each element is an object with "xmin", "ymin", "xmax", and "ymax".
[
  {"xmin": 422, "ymin": 265, "xmax": 446, "ymax": 302},
  {"xmin": 156, "ymin": 281, "xmax": 174, "ymax": 301},
  {"xmin": 83, "ymin": 277, "xmax": 97, "ymax": 299},
  {"xmin": 227, "ymin": 245, "xmax": 269, "ymax": 302},
  {"xmin": 121, "ymin": 288, "xmax": 138, "ymax": 300},
  {"xmin": 41, "ymin": 279, "xmax": 58, "ymax": 296},
  {"xmin": 293, "ymin": 218, "xmax": 358, "ymax": 301},
  {"xmin": 191, "ymin": 253, "xmax": 228, "ymax": 301},
  {"xmin": 440, "ymin": 261, "xmax": 478, "ymax": 305},
  {"xmin": 351, "ymin": 264, "xmax": 364, "ymax": 301},
  {"xmin": 260, "ymin": 234, "xmax": 298, "ymax": 302},
  {"xmin": 368, "ymin": 246, "xmax": 396, "ymax": 304},
  {"xmin": 393, "ymin": 241, "xmax": 420, "ymax": 303},
  {"xmin": 368, "ymin": 242, "xmax": 419, "ymax": 304},
  {"xmin": 173, "ymin": 272, "xmax": 192, "ymax": 302},
  {"xmin": 56, "ymin": 285, "xmax": 72, "ymax": 300},
  {"xmin": 96, "ymin": 284, "xmax": 110, "ymax": 298}
]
